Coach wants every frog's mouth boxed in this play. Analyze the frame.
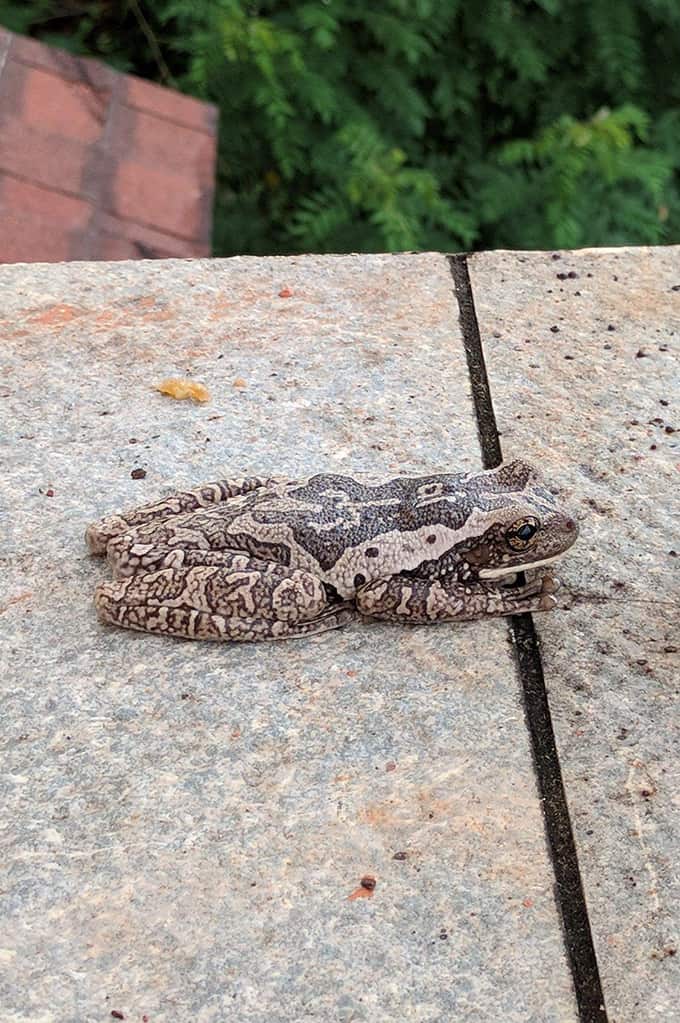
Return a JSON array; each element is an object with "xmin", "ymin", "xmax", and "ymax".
[{"xmin": 479, "ymin": 553, "xmax": 563, "ymax": 580}]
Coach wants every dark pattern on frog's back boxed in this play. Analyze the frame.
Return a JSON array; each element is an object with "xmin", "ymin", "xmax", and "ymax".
[{"xmin": 241, "ymin": 471, "xmax": 545, "ymax": 571}]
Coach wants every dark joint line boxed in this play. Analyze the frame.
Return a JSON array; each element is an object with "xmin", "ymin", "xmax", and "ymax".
[
  {"xmin": 448, "ymin": 255, "xmax": 502, "ymax": 470},
  {"xmin": 448, "ymin": 253, "xmax": 609, "ymax": 1023}
]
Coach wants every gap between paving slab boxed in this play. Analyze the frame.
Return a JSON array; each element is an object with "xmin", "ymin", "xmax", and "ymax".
[
  {"xmin": 466, "ymin": 247, "xmax": 680, "ymax": 1023},
  {"xmin": 450, "ymin": 255, "xmax": 607, "ymax": 1023},
  {"xmin": 0, "ymin": 254, "xmax": 579, "ymax": 1023}
]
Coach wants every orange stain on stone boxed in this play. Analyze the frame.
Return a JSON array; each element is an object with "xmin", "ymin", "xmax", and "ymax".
[
  {"xmin": 348, "ymin": 877, "xmax": 376, "ymax": 901},
  {"xmin": 141, "ymin": 308, "xmax": 175, "ymax": 323},
  {"xmin": 348, "ymin": 887, "xmax": 374, "ymax": 901},
  {"xmin": 30, "ymin": 304, "xmax": 82, "ymax": 326},
  {"xmin": 0, "ymin": 591, "xmax": 33, "ymax": 614},
  {"xmin": 209, "ymin": 298, "xmax": 232, "ymax": 321},
  {"xmin": 93, "ymin": 309, "xmax": 117, "ymax": 327}
]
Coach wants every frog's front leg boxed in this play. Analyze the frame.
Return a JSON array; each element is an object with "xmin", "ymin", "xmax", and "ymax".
[
  {"xmin": 86, "ymin": 475, "xmax": 285, "ymax": 555},
  {"xmin": 95, "ymin": 555, "xmax": 356, "ymax": 642},
  {"xmin": 355, "ymin": 573, "xmax": 558, "ymax": 624}
]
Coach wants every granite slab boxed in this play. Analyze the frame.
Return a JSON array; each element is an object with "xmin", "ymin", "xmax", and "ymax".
[
  {"xmin": 469, "ymin": 246, "xmax": 680, "ymax": 1023},
  {"xmin": 0, "ymin": 255, "xmax": 577, "ymax": 1022}
]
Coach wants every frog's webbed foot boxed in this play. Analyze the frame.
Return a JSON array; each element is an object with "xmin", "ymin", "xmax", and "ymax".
[
  {"xmin": 95, "ymin": 559, "xmax": 356, "ymax": 642},
  {"xmin": 356, "ymin": 573, "xmax": 558, "ymax": 624},
  {"xmin": 85, "ymin": 475, "xmax": 286, "ymax": 555}
]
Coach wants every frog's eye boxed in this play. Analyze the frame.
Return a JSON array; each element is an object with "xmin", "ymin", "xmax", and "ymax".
[{"xmin": 506, "ymin": 517, "xmax": 539, "ymax": 550}]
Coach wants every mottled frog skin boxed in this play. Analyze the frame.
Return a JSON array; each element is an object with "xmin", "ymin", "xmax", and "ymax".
[{"xmin": 86, "ymin": 459, "xmax": 578, "ymax": 642}]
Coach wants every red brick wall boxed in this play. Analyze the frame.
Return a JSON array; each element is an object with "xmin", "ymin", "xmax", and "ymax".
[{"xmin": 0, "ymin": 28, "xmax": 218, "ymax": 262}]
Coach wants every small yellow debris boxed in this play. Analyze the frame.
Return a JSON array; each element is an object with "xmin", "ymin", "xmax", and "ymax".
[
  {"xmin": 232, "ymin": 378, "xmax": 247, "ymax": 388},
  {"xmin": 154, "ymin": 378, "xmax": 210, "ymax": 403}
]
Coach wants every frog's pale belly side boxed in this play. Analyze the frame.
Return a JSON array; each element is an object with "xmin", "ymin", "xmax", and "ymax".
[{"xmin": 86, "ymin": 461, "xmax": 578, "ymax": 642}]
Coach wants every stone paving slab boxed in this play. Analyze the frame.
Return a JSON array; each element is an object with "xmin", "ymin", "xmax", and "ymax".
[
  {"xmin": 0, "ymin": 255, "xmax": 576, "ymax": 1023},
  {"xmin": 469, "ymin": 247, "xmax": 680, "ymax": 1023}
]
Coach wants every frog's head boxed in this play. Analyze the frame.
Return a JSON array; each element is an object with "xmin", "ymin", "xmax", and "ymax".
[{"xmin": 463, "ymin": 461, "xmax": 579, "ymax": 579}]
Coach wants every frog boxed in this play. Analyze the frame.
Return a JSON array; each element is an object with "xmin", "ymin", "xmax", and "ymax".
[{"xmin": 86, "ymin": 459, "xmax": 578, "ymax": 643}]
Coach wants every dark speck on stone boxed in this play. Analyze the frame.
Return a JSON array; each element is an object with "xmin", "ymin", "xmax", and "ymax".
[
  {"xmin": 636, "ymin": 350, "xmax": 648, "ymax": 358},
  {"xmin": 669, "ymin": 550, "xmax": 677, "ymax": 557},
  {"xmin": 660, "ymin": 399, "xmax": 669, "ymax": 406},
  {"xmin": 131, "ymin": 468, "xmax": 147, "ymax": 479},
  {"xmin": 550, "ymin": 326, "xmax": 560, "ymax": 333},
  {"xmin": 604, "ymin": 344, "xmax": 612, "ymax": 350},
  {"xmin": 552, "ymin": 253, "xmax": 561, "ymax": 260},
  {"xmin": 564, "ymin": 355, "xmax": 574, "ymax": 360},
  {"xmin": 671, "ymin": 285, "xmax": 680, "ymax": 291},
  {"xmin": 111, "ymin": 1014, "xmax": 125, "ymax": 1021},
  {"xmin": 568, "ymin": 271, "xmax": 578, "ymax": 278},
  {"xmin": 607, "ymin": 324, "xmax": 616, "ymax": 331},
  {"xmin": 393, "ymin": 851, "xmax": 408, "ymax": 860}
]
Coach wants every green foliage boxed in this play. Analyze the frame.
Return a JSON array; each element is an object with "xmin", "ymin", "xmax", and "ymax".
[{"xmin": 4, "ymin": 0, "xmax": 680, "ymax": 254}]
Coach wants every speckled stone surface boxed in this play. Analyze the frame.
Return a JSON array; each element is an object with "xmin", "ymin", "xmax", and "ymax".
[
  {"xmin": 0, "ymin": 255, "xmax": 577, "ymax": 1023},
  {"xmin": 469, "ymin": 247, "xmax": 680, "ymax": 1023}
]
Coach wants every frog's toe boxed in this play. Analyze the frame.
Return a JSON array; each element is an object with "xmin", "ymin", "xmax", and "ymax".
[
  {"xmin": 518, "ymin": 575, "xmax": 559, "ymax": 611},
  {"xmin": 541, "ymin": 574, "xmax": 560, "ymax": 594},
  {"xmin": 85, "ymin": 516, "xmax": 131, "ymax": 556},
  {"xmin": 537, "ymin": 592, "xmax": 558, "ymax": 612}
]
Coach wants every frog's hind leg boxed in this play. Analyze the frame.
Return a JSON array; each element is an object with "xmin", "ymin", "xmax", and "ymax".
[
  {"xmin": 86, "ymin": 475, "xmax": 286, "ymax": 555},
  {"xmin": 95, "ymin": 560, "xmax": 356, "ymax": 642},
  {"xmin": 106, "ymin": 541, "xmax": 260, "ymax": 580}
]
